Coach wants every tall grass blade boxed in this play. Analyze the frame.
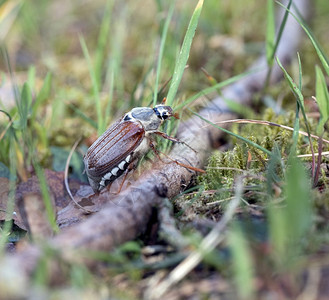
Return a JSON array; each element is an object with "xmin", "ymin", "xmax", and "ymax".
[
  {"xmin": 285, "ymin": 156, "xmax": 312, "ymax": 241},
  {"xmin": 69, "ymin": 104, "xmax": 98, "ymax": 129},
  {"xmin": 277, "ymin": 56, "xmax": 316, "ymax": 175},
  {"xmin": 153, "ymin": 0, "xmax": 175, "ymax": 106},
  {"xmin": 27, "ymin": 65, "xmax": 36, "ymax": 90},
  {"xmin": 0, "ymin": 0, "xmax": 22, "ymax": 41},
  {"xmin": 266, "ymin": 0, "xmax": 275, "ymax": 66},
  {"xmin": 276, "ymin": 57, "xmax": 304, "ymax": 108},
  {"xmin": 297, "ymin": 52, "xmax": 302, "ymax": 90},
  {"xmin": 1, "ymin": 45, "xmax": 20, "ymax": 103},
  {"xmin": 290, "ymin": 53, "xmax": 302, "ymax": 154},
  {"xmin": 276, "ymin": 1, "xmax": 329, "ymax": 77},
  {"xmin": 229, "ymin": 224, "xmax": 255, "ymax": 299},
  {"xmin": 94, "ymin": 0, "xmax": 113, "ymax": 90},
  {"xmin": 33, "ymin": 162, "xmax": 59, "ymax": 233},
  {"xmin": 315, "ymin": 66, "xmax": 329, "ymax": 136},
  {"xmin": 269, "ymin": 156, "xmax": 312, "ymax": 268},
  {"xmin": 166, "ymin": 0, "xmax": 204, "ymax": 106},
  {"xmin": 104, "ymin": 8, "xmax": 126, "ymax": 106},
  {"xmin": 268, "ymin": 203, "xmax": 287, "ymax": 267},
  {"xmin": 192, "ymin": 110, "xmax": 272, "ymax": 156},
  {"xmin": 15, "ymin": 83, "xmax": 32, "ymax": 130},
  {"xmin": 79, "ymin": 35, "xmax": 104, "ymax": 135},
  {"xmin": 104, "ymin": 65, "xmax": 114, "ymax": 126},
  {"xmin": 31, "ymin": 72, "xmax": 52, "ymax": 122},
  {"xmin": 175, "ymin": 69, "xmax": 257, "ymax": 110},
  {"xmin": 266, "ymin": 144, "xmax": 283, "ymax": 196},
  {"xmin": 264, "ymin": 0, "xmax": 292, "ymax": 88}
]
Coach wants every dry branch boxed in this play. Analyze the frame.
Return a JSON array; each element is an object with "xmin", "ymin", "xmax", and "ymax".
[{"xmin": 2, "ymin": 0, "xmax": 310, "ymax": 282}]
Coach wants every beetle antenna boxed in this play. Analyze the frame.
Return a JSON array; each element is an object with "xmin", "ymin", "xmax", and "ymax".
[
  {"xmin": 149, "ymin": 141, "xmax": 205, "ymax": 173},
  {"xmin": 153, "ymin": 131, "xmax": 197, "ymax": 153}
]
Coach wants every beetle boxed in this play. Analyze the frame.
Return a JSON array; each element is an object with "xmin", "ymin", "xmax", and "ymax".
[{"xmin": 84, "ymin": 102, "xmax": 203, "ymax": 193}]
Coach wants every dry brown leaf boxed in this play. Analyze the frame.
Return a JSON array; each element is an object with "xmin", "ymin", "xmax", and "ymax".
[
  {"xmin": 21, "ymin": 193, "xmax": 55, "ymax": 239},
  {"xmin": 16, "ymin": 170, "xmax": 70, "ymax": 210},
  {"xmin": 1, "ymin": 170, "xmax": 92, "ymax": 232},
  {"xmin": 0, "ymin": 177, "xmax": 26, "ymax": 230}
]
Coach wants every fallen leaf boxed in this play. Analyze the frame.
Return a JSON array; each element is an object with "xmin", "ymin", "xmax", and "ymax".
[
  {"xmin": 20, "ymin": 193, "xmax": 55, "ymax": 239},
  {"xmin": 0, "ymin": 177, "xmax": 26, "ymax": 230},
  {"xmin": 16, "ymin": 169, "xmax": 71, "ymax": 210}
]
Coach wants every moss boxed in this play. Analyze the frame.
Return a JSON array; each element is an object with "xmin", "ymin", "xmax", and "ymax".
[{"xmin": 198, "ymin": 108, "xmax": 329, "ymax": 203}]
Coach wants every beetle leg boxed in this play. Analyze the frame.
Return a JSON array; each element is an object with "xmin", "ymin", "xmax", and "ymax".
[
  {"xmin": 153, "ymin": 131, "xmax": 197, "ymax": 153},
  {"xmin": 103, "ymin": 182, "xmax": 113, "ymax": 194},
  {"xmin": 115, "ymin": 169, "xmax": 129, "ymax": 195},
  {"xmin": 149, "ymin": 140, "xmax": 162, "ymax": 160},
  {"xmin": 112, "ymin": 160, "xmax": 137, "ymax": 195}
]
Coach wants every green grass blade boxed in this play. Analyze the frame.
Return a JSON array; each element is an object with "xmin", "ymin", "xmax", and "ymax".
[
  {"xmin": 285, "ymin": 156, "xmax": 312, "ymax": 241},
  {"xmin": 68, "ymin": 103, "xmax": 98, "ymax": 129},
  {"xmin": 33, "ymin": 162, "xmax": 59, "ymax": 233},
  {"xmin": 271, "ymin": 0, "xmax": 292, "ymax": 60},
  {"xmin": 268, "ymin": 204, "xmax": 287, "ymax": 267},
  {"xmin": 166, "ymin": 0, "xmax": 204, "ymax": 106},
  {"xmin": 175, "ymin": 69, "xmax": 257, "ymax": 111},
  {"xmin": 229, "ymin": 224, "xmax": 255, "ymax": 299},
  {"xmin": 104, "ymin": 8, "xmax": 126, "ymax": 105},
  {"xmin": 27, "ymin": 65, "xmax": 36, "ymax": 89},
  {"xmin": 94, "ymin": 0, "xmax": 113, "ymax": 90},
  {"xmin": 17, "ymin": 82, "xmax": 32, "ymax": 130},
  {"xmin": 268, "ymin": 156, "xmax": 312, "ymax": 268},
  {"xmin": 0, "ymin": 0, "xmax": 22, "ymax": 41},
  {"xmin": 276, "ymin": 57, "xmax": 305, "ymax": 111},
  {"xmin": 1, "ymin": 45, "xmax": 20, "ymax": 105},
  {"xmin": 31, "ymin": 72, "xmax": 52, "ymax": 122},
  {"xmin": 79, "ymin": 35, "xmax": 104, "ymax": 135},
  {"xmin": 315, "ymin": 66, "xmax": 329, "ymax": 135},
  {"xmin": 291, "ymin": 54, "xmax": 302, "ymax": 154},
  {"xmin": 266, "ymin": 0, "xmax": 275, "ymax": 65},
  {"xmin": 276, "ymin": 57, "xmax": 313, "ymax": 139},
  {"xmin": 276, "ymin": 1, "xmax": 329, "ymax": 77},
  {"xmin": 266, "ymin": 144, "xmax": 283, "ymax": 195},
  {"xmin": 297, "ymin": 52, "xmax": 302, "ymax": 90},
  {"xmin": 264, "ymin": 0, "xmax": 292, "ymax": 87},
  {"xmin": 36, "ymin": 72, "xmax": 52, "ymax": 103},
  {"xmin": 153, "ymin": 0, "xmax": 175, "ymax": 106},
  {"xmin": 192, "ymin": 110, "xmax": 272, "ymax": 157},
  {"xmin": 102, "ymin": 8, "xmax": 127, "ymax": 124},
  {"xmin": 276, "ymin": 57, "xmax": 315, "ymax": 174},
  {"xmin": 104, "ymin": 65, "xmax": 114, "ymax": 126}
]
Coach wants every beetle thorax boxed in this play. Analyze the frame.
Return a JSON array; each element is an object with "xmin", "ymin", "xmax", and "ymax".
[{"xmin": 124, "ymin": 107, "xmax": 162, "ymax": 132}]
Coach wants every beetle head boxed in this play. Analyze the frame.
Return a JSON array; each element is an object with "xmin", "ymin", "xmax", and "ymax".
[{"xmin": 153, "ymin": 105, "xmax": 179, "ymax": 121}]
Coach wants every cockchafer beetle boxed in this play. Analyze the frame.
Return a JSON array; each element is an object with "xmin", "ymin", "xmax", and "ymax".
[{"xmin": 84, "ymin": 101, "xmax": 203, "ymax": 193}]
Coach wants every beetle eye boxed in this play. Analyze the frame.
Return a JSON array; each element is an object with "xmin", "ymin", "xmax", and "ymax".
[
  {"xmin": 162, "ymin": 113, "xmax": 168, "ymax": 120},
  {"xmin": 154, "ymin": 109, "xmax": 161, "ymax": 118}
]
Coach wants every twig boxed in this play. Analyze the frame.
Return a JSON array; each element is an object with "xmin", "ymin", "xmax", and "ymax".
[
  {"xmin": 298, "ymin": 151, "xmax": 329, "ymax": 158},
  {"xmin": 296, "ymin": 267, "xmax": 321, "ymax": 300},
  {"xmin": 157, "ymin": 198, "xmax": 188, "ymax": 249},
  {"xmin": 144, "ymin": 177, "xmax": 242, "ymax": 300},
  {"xmin": 205, "ymin": 119, "xmax": 329, "ymax": 145}
]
